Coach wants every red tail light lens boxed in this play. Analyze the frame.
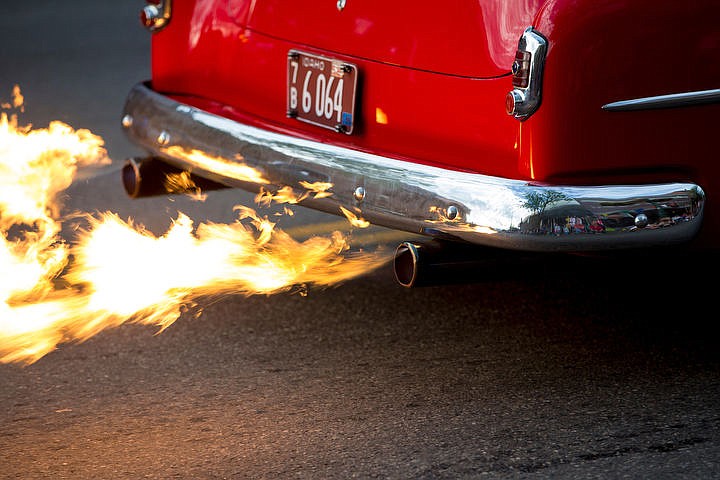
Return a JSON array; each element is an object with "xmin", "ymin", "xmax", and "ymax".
[{"xmin": 512, "ymin": 51, "xmax": 531, "ymax": 89}]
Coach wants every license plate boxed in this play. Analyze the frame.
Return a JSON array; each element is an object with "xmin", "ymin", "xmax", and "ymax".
[{"xmin": 287, "ymin": 50, "xmax": 358, "ymax": 134}]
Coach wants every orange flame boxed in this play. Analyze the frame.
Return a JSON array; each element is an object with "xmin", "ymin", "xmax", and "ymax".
[
  {"xmin": 12, "ymin": 84, "xmax": 24, "ymax": 110},
  {"xmin": 0, "ymin": 84, "xmax": 23, "ymax": 111},
  {"xmin": 0, "ymin": 88, "xmax": 390, "ymax": 365},
  {"xmin": 299, "ymin": 181, "xmax": 333, "ymax": 199},
  {"xmin": 256, "ymin": 181, "xmax": 334, "ymax": 207},
  {"xmin": 255, "ymin": 185, "xmax": 308, "ymax": 206},
  {"xmin": 164, "ymin": 170, "xmax": 207, "ymax": 201},
  {"xmin": 339, "ymin": 206, "xmax": 370, "ymax": 228}
]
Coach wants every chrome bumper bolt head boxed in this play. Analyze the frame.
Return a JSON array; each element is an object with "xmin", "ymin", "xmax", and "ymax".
[
  {"xmin": 634, "ymin": 213, "xmax": 649, "ymax": 228},
  {"xmin": 157, "ymin": 131, "xmax": 170, "ymax": 146},
  {"xmin": 353, "ymin": 186, "xmax": 366, "ymax": 202}
]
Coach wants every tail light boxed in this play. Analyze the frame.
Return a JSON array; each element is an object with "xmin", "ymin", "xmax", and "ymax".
[
  {"xmin": 505, "ymin": 28, "xmax": 548, "ymax": 120},
  {"xmin": 140, "ymin": 0, "xmax": 172, "ymax": 32}
]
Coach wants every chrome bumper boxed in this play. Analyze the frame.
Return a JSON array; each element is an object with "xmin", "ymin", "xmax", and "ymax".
[{"xmin": 122, "ymin": 82, "xmax": 704, "ymax": 252}]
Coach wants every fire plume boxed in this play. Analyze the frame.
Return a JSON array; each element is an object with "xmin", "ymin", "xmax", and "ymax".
[
  {"xmin": 340, "ymin": 206, "xmax": 370, "ymax": 229},
  {"xmin": 0, "ymin": 89, "xmax": 390, "ymax": 365}
]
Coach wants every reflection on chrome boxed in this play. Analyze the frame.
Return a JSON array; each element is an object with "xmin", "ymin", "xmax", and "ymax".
[
  {"xmin": 123, "ymin": 82, "xmax": 705, "ymax": 252},
  {"xmin": 602, "ymin": 88, "xmax": 720, "ymax": 111},
  {"xmin": 515, "ymin": 188, "xmax": 699, "ymax": 236}
]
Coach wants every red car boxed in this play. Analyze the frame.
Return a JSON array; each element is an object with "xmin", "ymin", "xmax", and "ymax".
[{"xmin": 121, "ymin": 0, "xmax": 717, "ymax": 286}]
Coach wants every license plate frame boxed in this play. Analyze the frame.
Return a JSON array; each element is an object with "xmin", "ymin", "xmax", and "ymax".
[{"xmin": 287, "ymin": 50, "xmax": 358, "ymax": 134}]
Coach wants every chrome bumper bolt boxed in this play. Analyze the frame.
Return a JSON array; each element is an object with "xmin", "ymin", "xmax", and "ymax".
[
  {"xmin": 157, "ymin": 130, "xmax": 170, "ymax": 146},
  {"xmin": 634, "ymin": 213, "xmax": 649, "ymax": 228},
  {"xmin": 353, "ymin": 186, "xmax": 366, "ymax": 202}
]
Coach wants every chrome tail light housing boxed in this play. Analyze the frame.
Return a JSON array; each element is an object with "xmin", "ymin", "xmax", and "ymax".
[
  {"xmin": 505, "ymin": 28, "xmax": 548, "ymax": 120},
  {"xmin": 140, "ymin": 0, "xmax": 172, "ymax": 32}
]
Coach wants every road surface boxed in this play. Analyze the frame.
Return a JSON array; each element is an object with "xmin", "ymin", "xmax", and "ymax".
[{"xmin": 1, "ymin": 2, "xmax": 719, "ymax": 478}]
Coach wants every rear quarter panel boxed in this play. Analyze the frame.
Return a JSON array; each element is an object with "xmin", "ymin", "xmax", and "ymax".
[{"xmin": 525, "ymin": 0, "xmax": 720, "ymax": 186}]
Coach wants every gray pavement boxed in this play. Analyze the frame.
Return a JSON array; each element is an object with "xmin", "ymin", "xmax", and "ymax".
[
  {"xmin": 1, "ymin": 3, "xmax": 719, "ymax": 479},
  {"xmin": 0, "ymin": 1, "xmax": 150, "ymax": 176}
]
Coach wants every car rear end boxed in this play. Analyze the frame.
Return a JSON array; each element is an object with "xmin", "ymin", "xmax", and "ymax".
[{"xmin": 123, "ymin": 0, "xmax": 710, "ymax": 255}]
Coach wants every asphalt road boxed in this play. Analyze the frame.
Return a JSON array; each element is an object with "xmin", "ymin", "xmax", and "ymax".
[{"xmin": 1, "ymin": 3, "xmax": 719, "ymax": 479}]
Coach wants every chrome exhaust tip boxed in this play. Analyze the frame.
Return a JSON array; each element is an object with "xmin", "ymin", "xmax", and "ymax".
[
  {"xmin": 393, "ymin": 242, "xmax": 421, "ymax": 287},
  {"xmin": 393, "ymin": 240, "xmax": 501, "ymax": 288},
  {"xmin": 393, "ymin": 240, "xmax": 554, "ymax": 287}
]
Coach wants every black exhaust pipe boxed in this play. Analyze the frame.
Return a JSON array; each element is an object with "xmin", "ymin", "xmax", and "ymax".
[
  {"xmin": 393, "ymin": 239, "xmax": 621, "ymax": 287},
  {"xmin": 393, "ymin": 240, "xmax": 493, "ymax": 287},
  {"xmin": 393, "ymin": 240, "xmax": 547, "ymax": 288},
  {"xmin": 122, "ymin": 157, "xmax": 228, "ymax": 198}
]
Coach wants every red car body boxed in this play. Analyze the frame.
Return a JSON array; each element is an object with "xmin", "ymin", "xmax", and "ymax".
[{"xmin": 121, "ymin": 0, "xmax": 719, "ymax": 282}]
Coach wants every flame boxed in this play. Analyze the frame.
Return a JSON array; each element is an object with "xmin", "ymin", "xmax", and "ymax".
[
  {"xmin": 12, "ymin": 85, "xmax": 24, "ymax": 110},
  {"xmin": 255, "ymin": 185, "xmax": 308, "ymax": 206},
  {"xmin": 0, "ymin": 89, "xmax": 390, "ymax": 365},
  {"xmin": 339, "ymin": 206, "xmax": 370, "ymax": 229},
  {"xmin": 0, "ymin": 109, "xmax": 109, "ymax": 305},
  {"xmin": 299, "ymin": 181, "xmax": 333, "ymax": 199},
  {"xmin": 256, "ymin": 181, "xmax": 334, "ymax": 207},
  {"xmin": 0, "ymin": 84, "xmax": 23, "ymax": 111},
  {"xmin": 164, "ymin": 170, "xmax": 207, "ymax": 201}
]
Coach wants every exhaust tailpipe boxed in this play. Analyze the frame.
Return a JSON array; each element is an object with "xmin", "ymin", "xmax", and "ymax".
[
  {"xmin": 393, "ymin": 240, "xmax": 615, "ymax": 287},
  {"xmin": 394, "ymin": 240, "xmax": 542, "ymax": 288},
  {"xmin": 393, "ymin": 240, "xmax": 495, "ymax": 288},
  {"xmin": 122, "ymin": 157, "xmax": 228, "ymax": 198}
]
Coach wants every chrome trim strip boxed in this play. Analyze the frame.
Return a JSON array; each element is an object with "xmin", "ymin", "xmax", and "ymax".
[
  {"xmin": 122, "ymin": 82, "xmax": 705, "ymax": 252},
  {"xmin": 602, "ymin": 88, "xmax": 720, "ymax": 111}
]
